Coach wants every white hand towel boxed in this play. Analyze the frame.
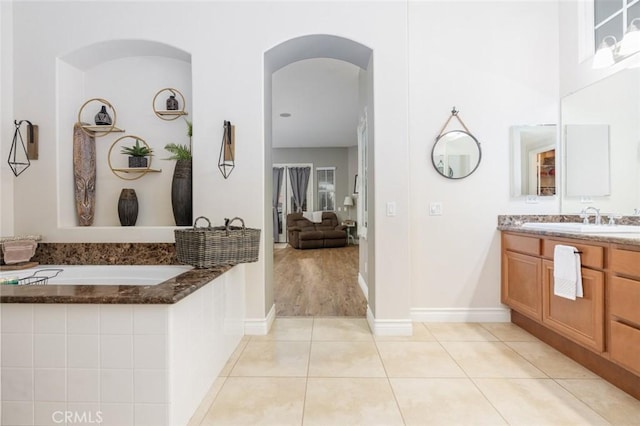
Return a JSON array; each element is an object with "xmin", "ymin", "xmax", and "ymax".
[{"xmin": 553, "ymin": 245, "xmax": 583, "ymax": 300}]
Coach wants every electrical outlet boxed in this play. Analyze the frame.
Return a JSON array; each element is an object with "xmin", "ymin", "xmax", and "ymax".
[
  {"xmin": 429, "ymin": 202, "xmax": 442, "ymax": 216},
  {"xmin": 525, "ymin": 195, "xmax": 539, "ymax": 204},
  {"xmin": 580, "ymin": 196, "xmax": 593, "ymax": 204}
]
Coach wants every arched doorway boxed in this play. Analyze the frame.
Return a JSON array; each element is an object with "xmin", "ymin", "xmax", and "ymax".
[{"xmin": 263, "ymin": 35, "xmax": 375, "ymax": 318}]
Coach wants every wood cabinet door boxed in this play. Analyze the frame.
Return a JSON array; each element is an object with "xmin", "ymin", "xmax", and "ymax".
[
  {"xmin": 502, "ymin": 251, "xmax": 542, "ymax": 321},
  {"xmin": 542, "ymin": 260, "xmax": 604, "ymax": 352}
]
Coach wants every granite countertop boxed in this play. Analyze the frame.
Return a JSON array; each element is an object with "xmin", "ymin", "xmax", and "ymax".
[
  {"xmin": 0, "ymin": 265, "xmax": 232, "ymax": 304},
  {"xmin": 498, "ymin": 215, "xmax": 640, "ymax": 246}
]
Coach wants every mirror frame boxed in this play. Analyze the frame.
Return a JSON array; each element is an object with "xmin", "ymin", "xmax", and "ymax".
[{"xmin": 431, "ymin": 130, "xmax": 482, "ymax": 180}]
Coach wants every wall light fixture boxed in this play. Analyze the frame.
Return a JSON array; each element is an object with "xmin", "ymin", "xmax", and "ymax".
[{"xmin": 593, "ymin": 19, "xmax": 640, "ymax": 69}]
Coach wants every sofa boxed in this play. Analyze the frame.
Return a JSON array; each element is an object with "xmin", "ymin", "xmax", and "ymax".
[{"xmin": 286, "ymin": 212, "xmax": 347, "ymax": 249}]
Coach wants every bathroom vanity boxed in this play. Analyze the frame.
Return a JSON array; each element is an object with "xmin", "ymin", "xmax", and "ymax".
[{"xmin": 499, "ymin": 218, "xmax": 640, "ymax": 399}]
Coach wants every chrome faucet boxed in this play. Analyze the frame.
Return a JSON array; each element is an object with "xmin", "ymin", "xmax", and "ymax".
[{"xmin": 580, "ymin": 206, "xmax": 602, "ymax": 225}]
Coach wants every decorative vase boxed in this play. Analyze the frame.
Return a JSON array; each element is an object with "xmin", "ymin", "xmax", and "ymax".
[
  {"xmin": 166, "ymin": 95, "xmax": 179, "ymax": 111},
  {"xmin": 118, "ymin": 188, "xmax": 138, "ymax": 226},
  {"xmin": 128, "ymin": 156, "xmax": 148, "ymax": 168},
  {"xmin": 94, "ymin": 105, "xmax": 112, "ymax": 126},
  {"xmin": 171, "ymin": 159, "xmax": 192, "ymax": 226}
]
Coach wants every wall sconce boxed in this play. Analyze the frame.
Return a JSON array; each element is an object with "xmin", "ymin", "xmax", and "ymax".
[
  {"xmin": 593, "ymin": 19, "xmax": 640, "ymax": 69},
  {"xmin": 8, "ymin": 120, "xmax": 38, "ymax": 177},
  {"xmin": 218, "ymin": 120, "xmax": 235, "ymax": 179}
]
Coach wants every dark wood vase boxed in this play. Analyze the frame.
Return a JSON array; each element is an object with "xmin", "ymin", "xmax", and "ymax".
[
  {"xmin": 118, "ymin": 188, "xmax": 138, "ymax": 226},
  {"xmin": 171, "ymin": 159, "xmax": 192, "ymax": 226}
]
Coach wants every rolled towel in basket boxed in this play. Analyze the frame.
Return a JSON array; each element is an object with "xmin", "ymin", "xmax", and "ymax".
[{"xmin": 2, "ymin": 239, "xmax": 38, "ymax": 264}]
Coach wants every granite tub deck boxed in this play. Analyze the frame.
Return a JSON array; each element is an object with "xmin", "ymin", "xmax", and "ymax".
[
  {"xmin": 498, "ymin": 214, "xmax": 640, "ymax": 246},
  {"xmin": 0, "ymin": 242, "xmax": 232, "ymax": 304}
]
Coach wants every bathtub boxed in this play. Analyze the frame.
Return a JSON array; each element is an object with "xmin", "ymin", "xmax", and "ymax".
[{"xmin": 0, "ymin": 264, "xmax": 193, "ymax": 285}]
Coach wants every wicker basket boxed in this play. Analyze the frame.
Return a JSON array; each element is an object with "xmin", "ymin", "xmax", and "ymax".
[{"xmin": 175, "ymin": 216, "xmax": 261, "ymax": 268}]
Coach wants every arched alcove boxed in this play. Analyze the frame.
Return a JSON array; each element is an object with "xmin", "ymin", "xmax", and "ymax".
[
  {"xmin": 57, "ymin": 40, "xmax": 192, "ymax": 228},
  {"xmin": 263, "ymin": 34, "xmax": 375, "ymax": 317}
]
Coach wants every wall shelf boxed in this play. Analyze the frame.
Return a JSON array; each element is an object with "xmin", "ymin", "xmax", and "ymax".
[
  {"xmin": 112, "ymin": 168, "xmax": 161, "ymax": 173},
  {"xmin": 155, "ymin": 111, "xmax": 188, "ymax": 117},
  {"xmin": 81, "ymin": 125, "xmax": 125, "ymax": 133},
  {"xmin": 153, "ymin": 88, "xmax": 188, "ymax": 121}
]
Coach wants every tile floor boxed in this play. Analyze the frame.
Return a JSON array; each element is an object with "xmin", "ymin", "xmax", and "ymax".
[{"xmin": 188, "ymin": 319, "xmax": 640, "ymax": 426}]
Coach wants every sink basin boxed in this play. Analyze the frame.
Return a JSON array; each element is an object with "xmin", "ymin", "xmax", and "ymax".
[{"xmin": 521, "ymin": 222, "xmax": 640, "ymax": 234}]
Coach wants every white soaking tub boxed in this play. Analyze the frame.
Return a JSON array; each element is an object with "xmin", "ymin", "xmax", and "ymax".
[{"xmin": 0, "ymin": 264, "xmax": 193, "ymax": 286}]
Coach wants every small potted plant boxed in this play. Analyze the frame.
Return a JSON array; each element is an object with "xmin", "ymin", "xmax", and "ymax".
[{"xmin": 121, "ymin": 138, "xmax": 153, "ymax": 168}]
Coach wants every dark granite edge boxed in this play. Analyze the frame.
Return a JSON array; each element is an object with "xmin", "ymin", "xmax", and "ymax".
[
  {"xmin": 0, "ymin": 265, "xmax": 234, "ymax": 304},
  {"xmin": 498, "ymin": 225, "xmax": 640, "ymax": 246}
]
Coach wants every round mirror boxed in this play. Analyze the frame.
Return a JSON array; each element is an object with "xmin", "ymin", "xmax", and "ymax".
[{"xmin": 431, "ymin": 130, "xmax": 481, "ymax": 179}]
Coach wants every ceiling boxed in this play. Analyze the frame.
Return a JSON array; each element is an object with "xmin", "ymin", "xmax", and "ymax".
[{"xmin": 272, "ymin": 57, "xmax": 361, "ymax": 149}]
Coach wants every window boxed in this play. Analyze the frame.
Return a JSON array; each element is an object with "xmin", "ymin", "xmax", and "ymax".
[
  {"xmin": 317, "ymin": 167, "xmax": 336, "ymax": 211},
  {"xmin": 594, "ymin": 0, "xmax": 640, "ymax": 49}
]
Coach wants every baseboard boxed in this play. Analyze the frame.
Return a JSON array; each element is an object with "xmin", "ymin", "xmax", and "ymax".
[
  {"xmin": 366, "ymin": 306, "xmax": 413, "ymax": 336},
  {"xmin": 410, "ymin": 307, "xmax": 511, "ymax": 323},
  {"xmin": 358, "ymin": 273, "xmax": 368, "ymax": 301},
  {"xmin": 244, "ymin": 303, "xmax": 276, "ymax": 335}
]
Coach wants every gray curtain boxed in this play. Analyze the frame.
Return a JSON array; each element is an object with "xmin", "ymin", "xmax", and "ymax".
[
  {"xmin": 288, "ymin": 166, "xmax": 311, "ymax": 213},
  {"xmin": 272, "ymin": 167, "xmax": 284, "ymax": 241}
]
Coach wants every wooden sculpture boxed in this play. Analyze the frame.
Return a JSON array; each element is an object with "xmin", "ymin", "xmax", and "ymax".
[{"xmin": 73, "ymin": 123, "xmax": 96, "ymax": 226}]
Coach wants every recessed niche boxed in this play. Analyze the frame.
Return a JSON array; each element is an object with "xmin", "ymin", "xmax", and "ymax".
[{"xmin": 57, "ymin": 40, "xmax": 192, "ymax": 228}]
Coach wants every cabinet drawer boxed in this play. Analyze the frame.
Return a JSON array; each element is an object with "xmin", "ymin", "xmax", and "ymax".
[
  {"xmin": 610, "ymin": 276, "xmax": 640, "ymax": 326},
  {"xmin": 503, "ymin": 233, "xmax": 540, "ymax": 256},
  {"xmin": 610, "ymin": 320, "xmax": 640, "ymax": 375},
  {"xmin": 542, "ymin": 239, "xmax": 603, "ymax": 269},
  {"xmin": 611, "ymin": 247, "xmax": 640, "ymax": 280}
]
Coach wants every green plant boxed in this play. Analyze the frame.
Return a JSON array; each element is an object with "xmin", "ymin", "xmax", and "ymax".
[
  {"xmin": 120, "ymin": 139, "xmax": 153, "ymax": 157},
  {"xmin": 164, "ymin": 143, "xmax": 192, "ymax": 160}
]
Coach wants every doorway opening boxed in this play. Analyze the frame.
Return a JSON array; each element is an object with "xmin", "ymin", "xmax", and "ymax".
[{"xmin": 264, "ymin": 35, "xmax": 374, "ymax": 317}]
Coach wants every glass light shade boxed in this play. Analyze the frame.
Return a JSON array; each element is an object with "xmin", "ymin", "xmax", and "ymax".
[
  {"xmin": 619, "ymin": 20, "xmax": 640, "ymax": 57},
  {"xmin": 592, "ymin": 37, "xmax": 617, "ymax": 69},
  {"xmin": 343, "ymin": 196, "xmax": 354, "ymax": 207}
]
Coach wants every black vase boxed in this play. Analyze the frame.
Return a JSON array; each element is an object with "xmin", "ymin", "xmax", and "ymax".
[
  {"xmin": 118, "ymin": 188, "xmax": 138, "ymax": 226},
  {"xmin": 95, "ymin": 106, "xmax": 112, "ymax": 126},
  {"xmin": 166, "ymin": 95, "xmax": 179, "ymax": 111},
  {"xmin": 171, "ymin": 159, "xmax": 192, "ymax": 226}
]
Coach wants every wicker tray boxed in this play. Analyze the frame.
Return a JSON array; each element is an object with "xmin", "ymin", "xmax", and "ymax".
[{"xmin": 175, "ymin": 216, "xmax": 261, "ymax": 268}]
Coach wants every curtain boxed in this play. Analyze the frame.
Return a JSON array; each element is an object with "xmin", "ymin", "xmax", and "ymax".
[
  {"xmin": 288, "ymin": 166, "xmax": 311, "ymax": 213},
  {"xmin": 272, "ymin": 167, "xmax": 284, "ymax": 241}
]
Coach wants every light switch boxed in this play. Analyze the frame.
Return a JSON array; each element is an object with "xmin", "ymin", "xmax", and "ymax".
[
  {"xmin": 429, "ymin": 202, "xmax": 443, "ymax": 216},
  {"xmin": 386, "ymin": 202, "xmax": 397, "ymax": 217}
]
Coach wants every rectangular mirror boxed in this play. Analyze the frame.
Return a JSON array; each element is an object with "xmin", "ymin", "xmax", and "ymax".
[
  {"xmin": 565, "ymin": 124, "xmax": 610, "ymax": 197},
  {"xmin": 560, "ymin": 68, "xmax": 639, "ymax": 215},
  {"xmin": 510, "ymin": 125, "xmax": 557, "ymax": 197}
]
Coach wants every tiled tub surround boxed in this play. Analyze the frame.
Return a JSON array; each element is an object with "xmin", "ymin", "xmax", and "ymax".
[{"xmin": 0, "ymin": 243, "xmax": 246, "ymax": 426}]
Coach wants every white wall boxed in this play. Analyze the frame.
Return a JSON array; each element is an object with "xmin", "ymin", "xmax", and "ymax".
[
  {"xmin": 1, "ymin": 1, "xmax": 14, "ymax": 238},
  {"xmin": 6, "ymin": 1, "xmax": 411, "ymax": 324},
  {"xmin": 408, "ymin": 1, "xmax": 560, "ymax": 320}
]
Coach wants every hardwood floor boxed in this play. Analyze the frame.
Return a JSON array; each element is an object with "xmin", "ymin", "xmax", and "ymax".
[{"xmin": 274, "ymin": 245, "xmax": 366, "ymax": 317}]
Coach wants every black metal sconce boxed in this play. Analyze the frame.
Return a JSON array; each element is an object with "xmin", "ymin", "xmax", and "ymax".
[
  {"xmin": 8, "ymin": 120, "xmax": 38, "ymax": 177},
  {"xmin": 218, "ymin": 120, "xmax": 235, "ymax": 179}
]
